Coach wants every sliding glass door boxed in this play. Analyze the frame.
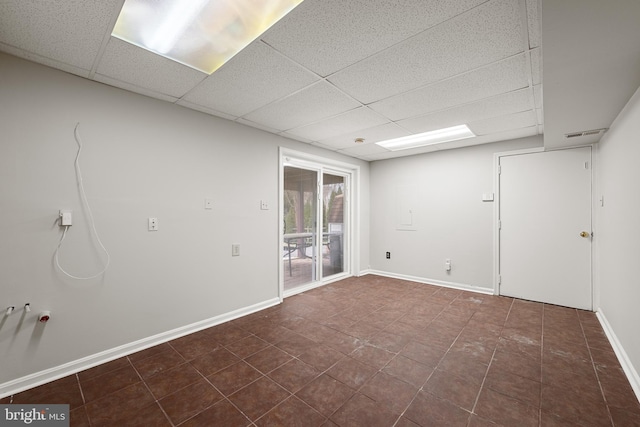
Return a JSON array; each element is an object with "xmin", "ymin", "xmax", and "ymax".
[
  {"xmin": 282, "ymin": 159, "xmax": 349, "ymax": 293},
  {"xmin": 283, "ymin": 165, "xmax": 319, "ymax": 288},
  {"xmin": 322, "ymin": 172, "xmax": 345, "ymax": 279}
]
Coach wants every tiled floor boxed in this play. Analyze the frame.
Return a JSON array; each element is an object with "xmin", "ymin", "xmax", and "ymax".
[{"xmin": 3, "ymin": 275, "xmax": 640, "ymax": 426}]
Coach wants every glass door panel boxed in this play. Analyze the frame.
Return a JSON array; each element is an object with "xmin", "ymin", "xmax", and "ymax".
[
  {"xmin": 322, "ymin": 173, "xmax": 345, "ymax": 278},
  {"xmin": 283, "ymin": 166, "xmax": 318, "ymax": 290}
]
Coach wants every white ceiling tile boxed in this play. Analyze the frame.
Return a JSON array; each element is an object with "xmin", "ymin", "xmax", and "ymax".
[
  {"xmin": 530, "ymin": 47, "xmax": 541, "ymax": 85},
  {"xmin": 439, "ymin": 126, "xmax": 539, "ymax": 150},
  {"xmin": 181, "ymin": 41, "xmax": 319, "ymax": 117},
  {"xmin": 526, "ymin": 0, "xmax": 541, "ymax": 48},
  {"xmin": 286, "ymin": 107, "xmax": 389, "ymax": 141},
  {"xmin": 328, "ymin": 0, "xmax": 525, "ymax": 103},
  {"xmin": 0, "ymin": 42, "xmax": 90, "ymax": 78},
  {"xmin": 96, "ymin": 38, "xmax": 207, "ymax": 98},
  {"xmin": 242, "ymin": 81, "xmax": 361, "ymax": 131},
  {"xmin": 367, "ymin": 145, "xmax": 442, "ymax": 161},
  {"xmin": 0, "ymin": 0, "xmax": 122, "ymax": 70},
  {"xmin": 175, "ymin": 100, "xmax": 237, "ymax": 121},
  {"xmin": 337, "ymin": 142, "xmax": 391, "ymax": 157},
  {"xmin": 262, "ymin": 0, "xmax": 488, "ymax": 77},
  {"xmin": 398, "ymin": 88, "xmax": 532, "ymax": 134},
  {"xmin": 93, "ymin": 74, "xmax": 178, "ymax": 103},
  {"xmin": 279, "ymin": 132, "xmax": 315, "ymax": 144},
  {"xmin": 467, "ymin": 110, "xmax": 537, "ymax": 135},
  {"xmin": 533, "ymin": 84, "xmax": 543, "ymax": 109},
  {"xmin": 370, "ymin": 54, "xmax": 529, "ymax": 121},
  {"xmin": 319, "ymin": 123, "xmax": 411, "ymax": 150},
  {"xmin": 235, "ymin": 118, "xmax": 283, "ymax": 135}
]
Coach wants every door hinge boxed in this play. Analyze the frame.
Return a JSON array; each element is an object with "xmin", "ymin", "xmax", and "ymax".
[
  {"xmin": 498, "ymin": 220, "xmax": 502, "ymax": 230},
  {"xmin": 498, "ymin": 275, "xmax": 502, "ymax": 285}
]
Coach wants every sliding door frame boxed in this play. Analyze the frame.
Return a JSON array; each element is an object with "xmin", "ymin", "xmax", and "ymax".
[{"xmin": 279, "ymin": 148, "xmax": 360, "ymax": 300}]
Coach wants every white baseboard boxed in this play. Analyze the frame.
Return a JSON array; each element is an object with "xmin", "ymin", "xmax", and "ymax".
[
  {"xmin": 362, "ymin": 270, "xmax": 494, "ymax": 295},
  {"xmin": 596, "ymin": 309, "xmax": 640, "ymax": 403},
  {"xmin": 0, "ymin": 297, "xmax": 281, "ymax": 399}
]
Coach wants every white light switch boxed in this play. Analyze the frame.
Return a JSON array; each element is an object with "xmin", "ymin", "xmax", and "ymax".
[
  {"xmin": 232, "ymin": 244, "xmax": 240, "ymax": 256},
  {"xmin": 482, "ymin": 193, "xmax": 494, "ymax": 202}
]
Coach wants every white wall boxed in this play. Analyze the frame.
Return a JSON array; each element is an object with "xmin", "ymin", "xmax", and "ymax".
[
  {"xmin": 0, "ymin": 53, "xmax": 369, "ymax": 391},
  {"xmin": 595, "ymin": 85, "xmax": 640, "ymax": 390},
  {"xmin": 369, "ymin": 137, "xmax": 542, "ymax": 291}
]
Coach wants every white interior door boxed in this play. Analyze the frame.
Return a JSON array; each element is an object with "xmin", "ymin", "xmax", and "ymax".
[{"xmin": 498, "ymin": 147, "xmax": 592, "ymax": 310}]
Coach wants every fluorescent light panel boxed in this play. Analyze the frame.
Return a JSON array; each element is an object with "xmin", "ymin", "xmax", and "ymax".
[
  {"xmin": 112, "ymin": 0, "xmax": 304, "ymax": 74},
  {"xmin": 376, "ymin": 125, "xmax": 475, "ymax": 151}
]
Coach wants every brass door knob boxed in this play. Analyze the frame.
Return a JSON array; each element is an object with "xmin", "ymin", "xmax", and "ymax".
[{"xmin": 580, "ymin": 231, "xmax": 590, "ymax": 238}]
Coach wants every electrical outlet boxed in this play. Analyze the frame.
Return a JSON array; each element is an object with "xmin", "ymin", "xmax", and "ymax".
[
  {"xmin": 204, "ymin": 198, "xmax": 213, "ymax": 210},
  {"xmin": 148, "ymin": 217, "xmax": 158, "ymax": 231},
  {"xmin": 232, "ymin": 244, "xmax": 240, "ymax": 256},
  {"xmin": 260, "ymin": 200, "xmax": 269, "ymax": 210},
  {"xmin": 386, "ymin": 252, "xmax": 391, "ymax": 259},
  {"xmin": 445, "ymin": 259, "xmax": 451, "ymax": 271}
]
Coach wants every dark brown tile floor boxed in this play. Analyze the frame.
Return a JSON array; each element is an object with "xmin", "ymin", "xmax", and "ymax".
[{"xmin": 3, "ymin": 275, "xmax": 640, "ymax": 426}]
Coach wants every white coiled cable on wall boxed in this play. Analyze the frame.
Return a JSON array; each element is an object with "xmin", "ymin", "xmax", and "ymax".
[{"xmin": 54, "ymin": 123, "xmax": 110, "ymax": 279}]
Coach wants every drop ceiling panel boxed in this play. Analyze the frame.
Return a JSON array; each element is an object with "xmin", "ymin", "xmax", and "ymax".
[
  {"xmin": 533, "ymin": 84, "xmax": 543, "ymax": 109},
  {"xmin": 286, "ymin": 107, "xmax": 389, "ymax": 141},
  {"xmin": 467, "ymin": 110, "xmax": 537, "ymax": 135},
  {"xmin": 94, "ymin": 74, "xmax": 179, "ymax": 103},
  {"xmin": 0, "ymin": 42, "xmax": 90, "ymax": 78},
  {"xmin": 242, "ymin": 81, "xmax": 361, "ymax": 131},
  {"xmin": 364, "ymin": 144, "xmax": 442, "ymax": 161},
  {"xmin": 526, "ymin": 0, "xmax": 541, "ymax": 48},
  {"xmin": 175, "ymin": 100, "xmax": 237, "ymax": 121},
  {"xmin": 441, "ymin": 126, "xmax": 539, "ymax": 150},
  {"xmin": 336, "ymin": 142, "xmax": 392, "ymax": 158},
  {"xmin": 398, "ymin": 88, "xmax": 531, "ymax": 133},
  {"xmin": 262, "ymin": 0, "xmax": 489, "ymax": 77},
  {"xmin": 0, "ymin": 0, "xmax": 121, "ymax": 70},
  {"xmin": 530, "ymin": 48, "xmax": 541, "ymax": 85},
  {"xmin": 96, "ymin": 38, "xmax": 207, "ymax": 98},
  {"xmin": 370, "ymin": 53, "xmax": 529, "ymax": 121},
  {"xmin": 181, "ymin": 41, "xmax": 319, "ymax": 118},
  {"xmin": 328, "ymin": 0, "xmax": 525, "ymax": 104},
  {"xmin": 318, "ymin": 123, "xmax": 412, "ymax": 150},
  {"xmin": 236, "ymin": 118, "xmax": 284, "ymax": 135}
]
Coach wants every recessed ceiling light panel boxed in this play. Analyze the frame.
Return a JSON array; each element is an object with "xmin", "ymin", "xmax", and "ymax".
[
  {"xmin": 376, "ymin": 125, "xmax": 475, "ymax": 151},
  {"xmin": 112, "ymin": 0, "xmax": 304, "ymax": 74}
]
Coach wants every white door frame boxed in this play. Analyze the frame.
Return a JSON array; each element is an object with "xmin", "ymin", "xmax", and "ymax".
[
  {"xmin": 279, "ymin": 148, "xmax": 360, "ymax": 300},
  {"xmin": 493, "ymin": 146, "xmax": 594, "ymax": 309}
]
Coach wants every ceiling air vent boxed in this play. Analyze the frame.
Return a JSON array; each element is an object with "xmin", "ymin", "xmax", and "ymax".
[{"xmin": 564, "ymin": 128, "xmax": 608, "ymax": 139}]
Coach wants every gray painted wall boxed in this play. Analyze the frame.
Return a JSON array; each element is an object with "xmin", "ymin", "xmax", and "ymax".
[
  {"xmin": 369, "ymin": 136, "xmax": 542, "ymax": 290},
  {"xmin": 0, "ymin": 53, "xmax": 369, "ymax": 388},
  {"xmin": 595, "ymin": 86, "xmax": 640, "ymax": 385}
]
